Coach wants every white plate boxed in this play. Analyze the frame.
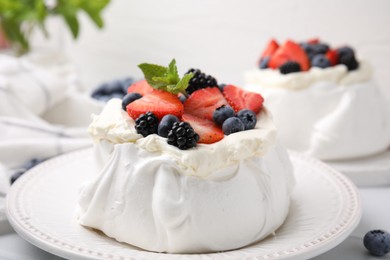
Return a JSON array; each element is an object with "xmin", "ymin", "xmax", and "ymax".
[
  {"xmin": 327, "ymin": 149, "xmax": 390, "ymax": 186},
  {"xmin": 6, "ymin": 149, "xmax": 361, "ymax": 260}
]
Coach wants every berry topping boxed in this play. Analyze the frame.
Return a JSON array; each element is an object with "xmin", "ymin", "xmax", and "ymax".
[
  {"xmin": 182, "ymin": 113, "xmax": 224, "ymax": 144},
  {"xmin": 158, "ymin": 114, "xmax": 180, "ymax": 138},
  {"xmin": 236, "ymin": 109, "xmax": 257, "ymax": 130},
  {"xmin": 306, "ymin": 38, "xmax": 320, "ymax": 44},
  {"xmin": 167, "ymin": 122, "xmax": 199, "ymax": 150},
  {"xmin": 135, "ymin": 112, "xmax": 159, "ymax": 137},
  {"xmin": 122, "ymin": 92, "xmax": 142, "ymax": 111},
  {"xmin": 269, "ymin": 40, "xmax": 310, "ymax": 71},
  {"xmin": 185, "ymin": 69, "xmax": 218, "ymax": 95},
  {"xmin": 222, "ymin": 117, "xmax": 245, "ymax": 135},
  {"xmin": 325, "ymin": 49, "xmax": 339, "ymax": 66},
  {"xmin": 218, "ymin": 83, "xmax": 226, "ymax": 92},
  {"xmin": 311, "ymin": 54, "xmax": 331, "ymax": 69},
  {"xmin": 127, "ymin": 80, "xmax": 155, "ymax": 96},
  {"xmin": 363, "ymin": 230, "xmax": 390, "ymax": 256},
  {"xmin": 258, "ymin": 56, "xmax": 270, "ymax": 69},
  {"xmin": 279, "ymin": 61, "xmax": 301, "ymax": 74},
  {"xmin": 260, "ymin": 39, "xmax": 279, "ymax": 60},
  {"xmin": 184, "ymin": 87, "xmax": 228, "ymax": 120},
  {"xmin": 92, "ymin": 77, "xmax": 134, "ymax": 102},
  {"xmin": 223, "ymin": 85, "xmax": 264, "ymax": 113},
  {"xmin": 213, "ymin": 105, "xmax": 235, "ymax": 126},
  {"xmin": 126, "ymin": 91, "xmax": 184, "ymax": 120},
  {"xmin": 337, "ymin": 46, "xmax": 355, "ymax": 58},
  {"xmin": 339, "ymin": 52, "xmax": 359, "ymax": 71},
  {"xmin": 178, "ymin": 93, "xmax": 187, "ymax": 103}
]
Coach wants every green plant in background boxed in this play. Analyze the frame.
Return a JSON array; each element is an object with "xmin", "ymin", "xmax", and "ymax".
[{"xmin": 0, "ymin": 0, "xmax": 110, "ymax": 55}]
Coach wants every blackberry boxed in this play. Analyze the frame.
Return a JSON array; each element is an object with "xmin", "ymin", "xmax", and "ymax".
[
  {"xmin": 167, "ymin": 122, "xmax": 199, "ymax": 150},
  {"xmin": 185, "ymin": 68, "xmax": 218, "ymax": 95},
  {"xmin": 279, "ymin": 61, "xmax": 301, "ymax": 74},
  {"xmin": 135, "ymin": 112, "xmax": 159, "ymax": 137},
  {"xmin": 339, "ymin": 52, "xmax": 359, "ymax": 71}
]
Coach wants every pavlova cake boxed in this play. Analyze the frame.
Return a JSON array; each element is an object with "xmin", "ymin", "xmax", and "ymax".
[
  {"xmin": 77, "ymin": 59, "xmax": 295, "ymax": 253},
  {"xmin": 245, "ymin": 38, "xmax": 390, "ymax": 160}
]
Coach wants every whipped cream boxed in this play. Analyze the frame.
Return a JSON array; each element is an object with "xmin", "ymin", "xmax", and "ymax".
[
  {"xmin": 245, "ymin": 60, "xmax": 372, "ymax": 90},
  {"xmin": 79, "ymin": 98, "xmax": 295, "ymax": 253},
  {"xmin": 88, "ymin": 98, "xmax": 277, "ymax": 177},
  {"xmin": 78, "ymin": 141, "xmax": 294, "ymax": 253},
  {"xmin": 244, "ymin": 61, "xmax": 390, "ymax": 160}
]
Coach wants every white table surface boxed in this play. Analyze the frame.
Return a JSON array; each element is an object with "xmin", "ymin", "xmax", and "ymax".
[{"xmin": 1, "ymin": 185, "xmax": 389, "ymax": 260}]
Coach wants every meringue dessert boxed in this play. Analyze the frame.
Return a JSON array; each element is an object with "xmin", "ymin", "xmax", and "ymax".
[
  {"xmin": 245, "ymin": 39, "xmax": 390, "ymax": 161},
  {"xmin": 77, "ymin": 59, "xmax": 295, "ymax": 253}
]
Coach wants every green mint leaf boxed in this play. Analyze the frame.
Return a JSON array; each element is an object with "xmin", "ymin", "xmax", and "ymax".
[
  {"xmin": 172, "ymin": 73, "xmax": 193, "ymax": 94},
  {"xmin": 138, "ymin": 63, "xmax": 168, "ymax": 89},
  {"xmin": 167, "ymin": 59, "xmax": 180, "ymax": 83}
]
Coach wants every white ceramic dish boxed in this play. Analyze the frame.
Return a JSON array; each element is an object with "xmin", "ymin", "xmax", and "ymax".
[
  {"xmin": 6, "ymin": 149, "xmax": 361, "ymax": 260},
  {"xmin": 327, "ymin": 149, "xmax": 390, "ymax": 186}
]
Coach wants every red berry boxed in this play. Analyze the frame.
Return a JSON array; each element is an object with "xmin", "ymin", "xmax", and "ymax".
[
  {"xmin": 184, "ymin": 87, "xmax": 228, "ymax": 121},
  {"xmin": 269, "ymin": 40, "xmax": 310, "ymax": 71},
  {"xmin": 326, "ymin": 49, "xmax": 339, "ymax": 66},
  {"xmin": 223, "ymin": 85, "xmax": 264, "ymax": 114},
  {"xmin": 127, "ymin": 80, "xmax": 155, "ymax": 96},
  {"xmin": 182, "ymin": 113, "xmax": 224, "ymax": 144},
  {"xmin": 126, "ymin": 90, "xmax": 183, "ymax": 120},
  {"xmin": 260, "ymin": 39, "xmax": 279, "ymax": 59},
  {"xmin": 307, "ymin": 38, "xmax": 320, "ymax": 45}
]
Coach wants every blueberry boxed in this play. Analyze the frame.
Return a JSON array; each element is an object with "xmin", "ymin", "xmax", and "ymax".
[
  {"xmin": 259, "ymin": 56, "xmax": 270, "ymax": 69},
  {"xmin": 337, "ymin": 46, "xmax": 355, "ymax": 58},
  {"xmin": 237, "ymin": 109, "xmax": 257, "ymax": 130},
  {"xmin": 213, "ymin": 105, "xmax": 235, "ymax": 126},
  {"xmin": 311, "ymin": 54, "xmax": 331, "ymax": 68},
  {"xmin": 122, "ymin": 92, "xmax": 142, "ymax": 110},
  {"xmin": 120, "ymin": 77, "xmax": 134, "ymax": 93},
  {"xmin": 301, "ymin": 43, "xmax": 329, "ymax": 60},
  {"xmin": 222, "ymin": 117, "xmax": 245, "ymax": 135},
  {"xmin": 178, "ymin": 93, "xmax": 187, "ymax": 104},
  {"xmin": 158, "ymin": 114, "xmax": 180, "ymax": 137},
  {"xmin": 363, "ymin": 230, "xmax": 390, "ymax": 256},
  {"xmin": 218, "ymin": 84, "xmax": 226, "ymax": 92},
  {"xmin": 312, "ymin": 43, "xmax": 329, "ymax": 55}
]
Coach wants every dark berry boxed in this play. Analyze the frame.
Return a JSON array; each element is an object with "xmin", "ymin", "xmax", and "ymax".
[
  {"xmin": 222, "ymin": 117, "xmax": 245, "ymax": 135},
  {"xmin": 185, "ymin": 68, "xmax": 218, "ymax": 95},
  {"xmin": 167, "ymin": 122, "xmax": 199, "ymax": 150},
  {"xmin": 259, "ymin": 56, "xmax": 270, "ymax": 69},
  {"xmin": 92, "ymin": 77, "xmax": 133, "ymax": 101},
  {"xmin": 337, "ymin": 46, "xmax": 355, "ymax": 58},
  {"xmin": 301, "ymin": 43, "xmax": 329, "ymax": 60},
  {"xmin": 363, "ymin": 230, "xmax": 390, "ymax": 256},
  {"xmin": 213, "ymin": 105, "xmax": 235, "ymax": 126},
  {"xmin": 237, "ymin": 109, "xmax": 257, "ymax": 130},
  {"xmin": 218, "ymin": 84, "xmax": 226, "ymax": 92},
  {"xmin": 339, "ymin": 52, "xmax": 359, "ymax": 71},
  {"xmin": 311, "ymin": 54, "xmax": 331, "ymax": 68},
  {"xmin": 135, "ymin": 112, "xmax": 159, "ymax": 137},
  {"xmin": 178, "ymin": 93, "xmax": 187, "ymax": 103},
  {"xmin": 279, "ymin": 61, "xmax": 301, "ymax": 74},
  {"xmin": 120, "ymin": 77, "xmax": 134, "ymax": 93},
  {"xmin": 158, "ymin": 114, "xmax": 180, "ymax": 137},
  {"xmin": 122, "ymin": 92, "xmax": 142, "ymax": 110}
]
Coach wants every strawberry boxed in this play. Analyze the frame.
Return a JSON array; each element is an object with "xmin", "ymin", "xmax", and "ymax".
[
  {"xmin": 269, "ymin": 40, "xmax": 310, "ymax": 71},
  {"xmin": 307, "ymin": 38, "xmax": 320, "ymax": 45},
  {"xmin": 127, "ymin": 80, "xmax": 155, "ymax": 96},
  {"xmin": 261, "ymin": 39, "xmax": 279, "ymax": 59},
  {"xmin": 223, "ymin": 85, "xmax": 264, "ymax": 114},
  {"xmin": 184, "ymin": 87, "xmax": 228, "ymax": 121},
  {"xmin": 182, "ymin": 113, "xmax": 224, "ymax": 144},
  {"xmin": 326, "ymin": 49, "xmax": 339, "ymax": 66},
  {"xmin": 126, "ymin": 90, "xmax": 183, "ymax": 120}
]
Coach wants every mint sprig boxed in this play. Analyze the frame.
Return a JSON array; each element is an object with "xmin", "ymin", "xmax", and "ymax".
[{"xmin": 138, "ymin": 59, "xmax": 193, "ymax": 95}]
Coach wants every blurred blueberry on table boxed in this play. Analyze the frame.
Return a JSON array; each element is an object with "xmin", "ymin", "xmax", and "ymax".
[
  {"xmin": 363, "ymin": 230, "xmax": 390, "ymax": 256},
  {"xmin": 10, "ymin": 158, "xmax": 45, "ymax": 184},
  {"xmin": 91, "ymin": 77, "xmax": 134, "ymax": 102}
]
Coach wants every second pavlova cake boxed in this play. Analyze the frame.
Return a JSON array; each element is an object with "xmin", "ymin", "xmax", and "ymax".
[{"xmin": 77, "ymin": 59, "xmax": 295, "ymax": 253}]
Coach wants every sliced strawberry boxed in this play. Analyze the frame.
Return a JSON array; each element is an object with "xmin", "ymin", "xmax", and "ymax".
[
  {"xmin": 261, "ymin": 39, "xmax": 279, "ymax": 59},
  {"xmin": 126, "ymin": 90, "xmax": 183, "ymax": 120},
  {"xmin": 269, "ymin": 40, "xmax": 310, "ymax": 71},
  {"xmin": 127, "ymin": 80, "xmax": 155, "ymax": 96},
  {"xmin": 223, "ymin": 85, "xmax": 264, "ymax": 114},
  {"xmin": 182, "ymin": 113, "xmax": 224, "ymax": 144},
  {"xmin": 307, "ymin": 38, "xmax": 320, "ymax": 45},
  {"xmin": 184, "ymin": 87, "xmax": 228, "ymax": 121},
  {"xmin": 326, "ymin": 49, "xmax": 339, "ymax": 66}
]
